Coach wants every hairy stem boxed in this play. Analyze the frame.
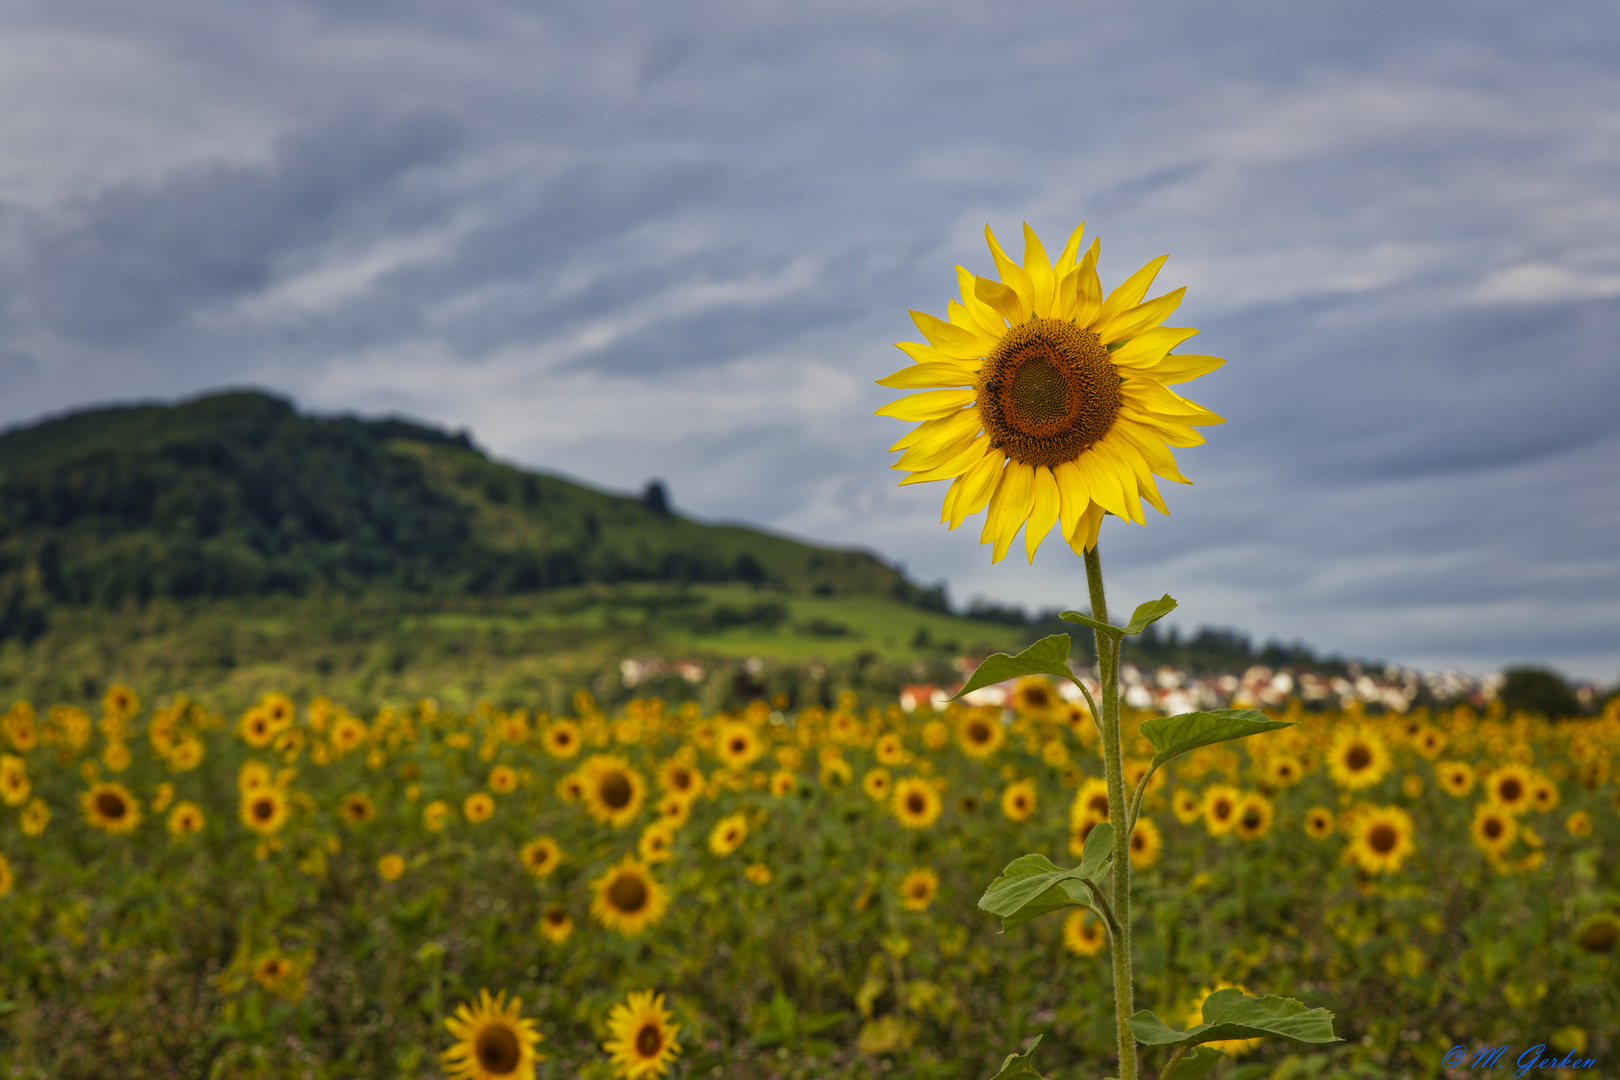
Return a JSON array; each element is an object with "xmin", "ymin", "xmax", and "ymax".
[{"xmin": 1084, "ymin": 543, "xmax": 1137, "ymax": 1080}]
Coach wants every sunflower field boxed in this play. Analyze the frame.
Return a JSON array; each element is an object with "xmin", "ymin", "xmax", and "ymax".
[{"xmin": 0, "ymin": 680, "xmax": 1616, "ymax": 1079}]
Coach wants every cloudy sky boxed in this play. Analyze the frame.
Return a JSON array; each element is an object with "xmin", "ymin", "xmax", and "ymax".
[{"xmin": 1, "ymin": 1, "xmax": 1616, "ymax": 681}]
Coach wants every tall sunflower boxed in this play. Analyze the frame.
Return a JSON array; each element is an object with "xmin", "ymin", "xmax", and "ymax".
[
  {"xmin": 877, "ymin": 223, "xmax": 1224, "ymax": 562},
  {"xmin": 603, "ymin": 990, "xmax": 682, "ymax": 1080},
  {"xmin": 442, "ymin": 988, "xmax": 545, "ymax": 1080}
]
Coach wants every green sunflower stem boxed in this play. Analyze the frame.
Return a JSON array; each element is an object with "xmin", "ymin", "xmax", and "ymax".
[{"xmin": 1084, "ymin": 544, "xmax": 1138, "ymax": 1080}]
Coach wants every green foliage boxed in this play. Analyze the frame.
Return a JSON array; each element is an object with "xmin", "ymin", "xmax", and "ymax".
[
  {"xmin": 1138, "ymin": 710, "xmax": 1294, "ymax": 772},
  {"xmin": 950, "ymin": 635, "xmax": 1078, "ymax": 701},
  {"xmin": 1161, "ymin": 1045, "xmax": 1225, "ymax": 1080},
  {"xmin": 1059, "ymin": 595, "xmax": 1178, "ymax": 640},
  {"xmin": 987, "ymin": 1034, "xmax": 1044, "ymax": 1079},
  {"xmin": 1499, "ymin": 666, "xmax": 1583, "ymax": 719},
  {"xmin": 978, "ymin": 824, "xmax": 1114, "ymax": 932},
  {"xmin": 1127, "ymin": 989, "xmax": 1340, "ymax": 1047}
]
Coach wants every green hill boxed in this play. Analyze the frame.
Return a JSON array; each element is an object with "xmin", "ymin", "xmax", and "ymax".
[{"xmin": 0, "ymin": 391, "xmax": 1028, "ymax": 709}]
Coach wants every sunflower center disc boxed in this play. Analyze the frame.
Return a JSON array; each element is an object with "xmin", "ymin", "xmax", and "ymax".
[
  {"xmin": 1369, "ymin": 825, "xmax": 1397, "ymax": 854},
  {"xmin": 610, "ymin": 875, "xmax": 649, "ymax": 913},
  {"xmin": 976, "ymin": 317, "xmax": 1121, "ymax": 468},
  {"xmin": 600, "ymin": 773, "xmax": 632, "ymax": 808},
  {"xmin": 97, "ymin": 793, "xmax": 126, "ymax": 818},
  {"xmin": 637, "ymin": 1024, "xmax": 663, "ymax": 1056},
  {"xmin": 1499, "ymin": 778, "xmax": 1522, "ymax": 801},
  {"xmin": 1346, "ymin": 745, "xmax": 1371, "ymax": 771},
  {"xmin": 476, "ymin": 1025, "xmax": 522, "ymax": 1073},
  {"xmin": 1485, "ymin": 819, "xmax": 1502, "ymax": 839}
]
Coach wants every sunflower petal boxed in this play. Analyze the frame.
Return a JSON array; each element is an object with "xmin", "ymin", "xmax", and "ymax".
[
  {"xmin": 956, "ymin": 265, "xmax": 1010, "ymax": 336},
  {"xmin": 1104, "ymin": 429, "xmax": 1173, "ymax": 511},
  {"xmin": 1074, "ymin": 446, "xmax": 1129, "ymax": 520},
  {"xmin": 1055, "ymin": 222, "xmax": 1087, "ymax": 271},
  {"xmin": 1022, "ymin": 223, "xmax": 1055, "ymax": 317},
  {"xmin": 1099, "ymin": 255, "xmax": 1169, "ymax": 327},
  {"xmin": 910, "ymin": 310, "xmax": 992, "ymax": 357},
  {"xmin": 889, "ymin": 404, "xmax": 981, "ymax": 454},
  {"xmin": 1094, "ymin": 287, "xmax": 1186, "ymax": 345},
  {"xmin": 981, "ymin": 462, "xmax": 1034, "ymax": 564},
  {"xmin": 894, "ymin": 424, "xmax": 984, "ymax": 472},
  {"xmin": 875, "ymin": 388, "xmax": 976, "ymax": 421},
  {"xmin": 898, "ymin": 435, "xmax": 992, "ymax": 483},
  {"xmin": 984, "ymin": 225, "xmax": 1037, "ymax": 317},
  {"xmin": 876, "ymin": 361, "xmax": 980, "ymax": 389},
  {"xmin": 1119, "ymin": 407, "xmax": 1207, "ymax": 448},
  {"xmin": 974, "ymin": 274, "xmax": 1029, "ymax": 326},
  {"xmin": 1053, "ymin": 459, "xmax": 1089, "ymax": 540},
  {"xmin": 1071, "ymin": 239, "xmax": 1103, "ymax": 327},
  {"xmin": 1091, "ymin": 439, "xmax": 1144, "ymax": 524},
  {"xmin": 949, "ymin": 451, "xmax": 1005, "ymax": 528},
  {"xmin": 1024, "ymin": 466, "xmax": 1061, "ymax": 562},
  {"xmin": 1108, "ymin": 325, "xmax": 1200, "ymax": 369},
  {"xmin": 1067, "ymin": 502, "xmax": 1106, "ymax": 555},
  {"xmin": 1120, "ymin": 378, "xmax": 1225, "ymax": 425},
  {"xmin": 1140, "ymin": 352, "xmax": 1225, "ymax": 385}
]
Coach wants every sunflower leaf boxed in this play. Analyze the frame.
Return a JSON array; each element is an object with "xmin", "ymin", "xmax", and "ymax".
[
  {"xmin": 1126, "ymin": 990, "xmax": 1341, "ymax": 1048},
  {"xmin": 1140, "ymin": 710, "xmax": 1294, "ymax": 772},
  {"xmin": 987, "ymin": 1033, "xmax": 1045, "ymax": 1080},
  {"xmin": 1163, "ymin": 1046, "xmax": 1226, "ymax": 1080},
  {"xmin": 1059, "ymin": 594, "xmax": 1177, "ymax": 639},
  {"xmin": 950, "ymin": 635, "xmax": 1076, "ymax": 700},
  {"xmin": 978, "ymin": 846, "xmax": 1111, "ymax": 932}
]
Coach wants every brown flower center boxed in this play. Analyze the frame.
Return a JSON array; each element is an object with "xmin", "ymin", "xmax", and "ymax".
[
  {"xmin": 976, "ymin": 318, "xmax": 1120, "ymax": 468},
  {"xmin": 599, "ymin": 773, "xmax": 633, "ymax": 809},
  {"xmin": 609, "ymin": 874, "xmax": 649, "ymax": 913},
  {"xmin": 1345, "ymin": 745, "xmax": 1372, "ymax": 771},
  {"xmin": 1368, "ymin": 824, "xmax": 1397, "ymax": 854},
  {"xmin": 475, "ymin": 1023, "xmax": 522, "ymax": 1073},
  {"xmin": 906, "ymin": 793, "xmax": 926, "ymax": 814},
  {"xmin": 97, "ymin": 792, "xmax": 127, "ymax": 819},
  {"xmin": 1497, "ymin": 777, "xmax": 1523, "ymax": 802},
  {"xmin": 637, "ymin": 1023, "xmax": 664, "ymax": 1057},
  {"xmin": 1484, "ymin": 818, "xmax": 1503, "ymax": 840}
]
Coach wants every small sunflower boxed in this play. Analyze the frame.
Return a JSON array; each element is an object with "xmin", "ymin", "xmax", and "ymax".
[
  {"xmin": 0, "ymin": 853, "xmax": 12, "ymax": 898},
  {"xmin": 542, "ymin": 719, "xmax": 581, "ymax": 759},
  {"xmin": 379, "ymin": 853, "xmax": 406, "ymax": 881},
  {"xmin": 957, "ymin": 711, "xmax": 1005, "ymax": 759},
  {"xmin": 442, "ymin": 988, "xmax": 545, "ymax": 1080},
  {"xmin": 238, "ymin": 707, "xmax": 276, "ymax": 748},
  {"xmin": 1265, "ymin": 754, "xmax": 1304, "ymax": 789},
  {"xmin": 520, "ymin": 836, "xmax": 562, "ymax": 877},
  {"xmin": 638, "ymin": 823, "xmax": 675, "ymax": 864},
  {"xmin": 253, "ymin": 954, "xmax": 296, "ymax": 990},
  {"xmin": 603, "ymin": 990, "xmax": 682, "ymax": 1080},
  {"xmin": 167, "ymin": 801, "xmax": 205, "ymax": 837},
  {"xmin": 1485, "ymin": 764, "xmax": 1533, "ymax": 814},
  {"xmin": 1010, "ymin": 678, "xmax": 1061, "ymax": 719},
  {"xmin": 655, "ymin": 794, "xmax": 691, "ymax": 827},
  {"xmin": 1171, "ymin": 788, "xmax": 1203, "ymax": 825},
  {"xmin": 862, "ymin": 768, "xmax": 893, "ymax": 801},
  {"xmin": 241, "ymin": 788, "xmax": 290, "ymax": 835},
  {"xmin": 899, "ymin": 867, "xmax": 939, "ymax": 911},
  {"xmin": 0, "ymin": 755, "xmax": 29, "ymax": 806},
  {"xmin": 1201, "ymin": 785, "xmax": 1240, "ymax": 837},
  {"xmin": 339, "ymin": 792, "xmax": 376, "ymax": 825},
  {"xmin": 708, "ymin": 813, "xmax": 748, "ymax": 857},
  {"xmin": 657, "ymin": 760, "xmax": 702, "ymax": 800},
  {"xmin": 1528, "ymin": 773, "xmax": 1560, "ymax": 813},
  {"xmin": 892, "ymin": 777, "xmax": 943, "ymax": 829},
  {"xmin": 580, "ymin": 755, "xmax": 647, "ymax": 828},
  {"xmin": 1188, "ymin": 983, "xmax": 1261, "ymax": 1057},
  {"xmin": 1062, "ymin": 908, "xmax": 1107, "ymax": 957},
  {"xmin": 1567, "ymin": 810, "xmax": 1593, "ymax": 837},
  {"xmin": 875, "ymin": 733, "xmax": 907, "ymax": 766},
  {"xmin": 1068, "ymin": 813, "xmax": 1106, "ymax": 857},
  {"xmin": 1414, "ymin": 725, "xmax": 1447, "ymax": 760},
  {"xmin": 714, "ymin": 722, "xmax": 764, "ymax": 770},
  {"xmin": 330, "ymin": 715, "xmax": 369, "ymax": 754},
  {"xmin": 1071, "ymin": 778, "xmax": 1111, "ymax": 825},
  {"xmin": 1233, "ymin": 793, "xmax": 1274, "ymax": 841},
  {"xmin": 1304, "ymin": 806, "xmax": 1335, "ymax": 840},
  {"xmin": 464, "ymin": 792, "xmax": 496, "ymax": 824},
  {"xmin": 1129, "ymin": 818, "xmax": 1163, "ymax": 867},
  {"xmin": 20, "ymin": 797, "xmax": 49, "ymax": 837},
  {"xmin": 1574, "ymin": 912, "xmax": 1620, "ymax": 954},
  {"xmin": 1001, "ymin": 779, "xmax": 1037, "ymax": 822},
  {"xmin": 590, "ymin": 856, "xmax": 670, "ymax": 938},
  {"xmin": 1346, "ymin": 805, "xmax": 1416, "ymax": 875},
  {"xmin": 1436, "ymin": 760, "xmax": 1475, "ymax": 797},
  {"xmin": 82, "ymin": 782, "xmax": 142, "ymax": 835},
  {"xmin": 744, "ymin": 862, "xmax": 772, "ymax": 885},
  {"xmin": 538, "ymin": 904, "xmax": 573, "ymax": 944},
  {"xmin": 877, "ymin": 222, "xmax": 1224, "ymax": 562},
  {"xmin": 489, "ymin": 765, "xmax": 518, "ymax": 794},
  {"xmin": 769, "ymin": 770, "xmax": 797, "ymax": 797},
  {"xmin": 1470, "ymin": 802, "xmax": 1517, "ymax": 857},
  {"xmin": 423, "ymin": 799, "xmax": 452, "ymax": 832},
  {"xmin": 1328, "ymin": 727, "xmax": 1391, "ymax": 790},
  {"xmin": 238, "ymin": 760, "xmax": 273, "ymax": 794}
]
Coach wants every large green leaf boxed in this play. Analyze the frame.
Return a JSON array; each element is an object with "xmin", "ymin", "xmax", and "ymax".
[
  {"xmin": 1139, "ymin": 710, "xmax": 1293, "ymax": 771},
  {"xmin": 978, "ymin": 824, "xmax": 1114, "ymax": 932},
  {"xmin": 987, "ymin": 1034, "xmax": 1045, "ymax": 1080},
  {"xmin": 1127, "ymin": 990, "xmax": 1340, "ymax": 1048},
  {"xmin": 1164, "ymin": 1046, "xmax": 1226, "ymax": 1080},
  {"xmin": 950, "ymin": 635, "xmax": 1076, "ymax": 700},
  {"xmin": 1060, "ymin": 594, "xmax": 1177, "ymax": 639}
]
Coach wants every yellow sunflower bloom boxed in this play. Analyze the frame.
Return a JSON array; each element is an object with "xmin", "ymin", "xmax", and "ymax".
[
  {"xmin": 538, "ymin": 904, "xmax": 573, "ymax": 943},
  {"xmin": 82, "ymin": 782, "xmax": 142, "ymax": 835},
  {"xmin": 877, "ymin": 222, "xmax": 1224, "ymax": 562},
  {"xmin": 1436, "ymin": 760, "xmax": 1475, "ymax": 797},
  {"xmin": 442, "ymin": 988, "xmax": 545, "ymax": 1080},
  {"xmin": 1485, "ymin": 764, "xmax": 1533, "ymax": 815},
  {"xmin": 579, "ymin": 755, "xmax": 647, "ymax": 828},
  {"xmin": 1062, "ymin": 908, "xmax": 1107, "ymax": 957},
  {"xmin": 1328, "ymin": 726, "xmax": 1391, "ymax": 790},
  {"xmin": 167, "ymin": 801, "xmax": 205, "ymax": 837},
  {"xmin": 1345, "ymin": 805, "xmax": 1416, "ymax": 875},
  {"xmin": 589, "ymin": 856, "xmax": 669, "ymax": 938},
  {"xmin": 892, "ymin": 777, "xmax": 943, "ymax": 829},
  {"xmin": 708, "ymin": 813, "xmax": 748, "ymax": 857},
  {"xmin": 1171, "ymin": 788, "xmax": 1203, "ymax": 825},
  {"xmin": 1071, "ymin": 777, "xmax": 1112, "ymax": 825},
  {"xmin": 0, "ymin": 853, "xmax": 12, "ymax": 898},
  {"xmin": 899, "ymin": 867, "xmax": 939, "ymax": 911},
  {"xmin": 520, "ymin": 836, "xmax": 562, "ymax": 877},
  {"xmin": 1232, "ymin": 793, "xmax": 1274, "ymax": 841},
  {"xmin": 1001, "ymin": 779, "xmax": 1037, "ymax": 822},
  {"xmin": 957, "ymin": 711, "xmax": 1005, "ymax": 759},
  {"xmin": 241, "ymin": 787, "xmax": 290, "ymax": 835},
  {"xmin": 1470, "ymin": 802, "xmax": 1517, "ymax": 857},
  {"xmin": 1304, "ymin": 806, "xmax": 1335, "ymax": 840},
  {"xmin": 541, "ymin": 719, "xmax": 582, "ymax": 759},
  {"xmin": 1129, "ymin": 818, "xmax": 1164, "ymax": 867},
  {"xmin": 603, "ymin": 990, "xmax": 682, "ymax": 1080}
]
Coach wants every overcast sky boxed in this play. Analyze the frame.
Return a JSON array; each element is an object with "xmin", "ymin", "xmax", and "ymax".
[{"xmin": 0, "ymin": 1, "xmax": 1616, "ymax": 681}]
